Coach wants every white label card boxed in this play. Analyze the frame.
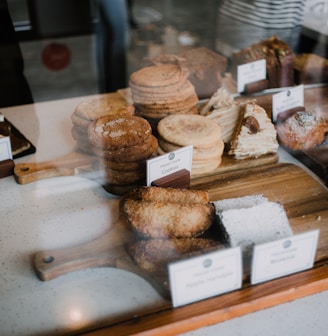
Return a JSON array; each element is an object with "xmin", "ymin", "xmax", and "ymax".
[
  {"xmin": 0, "ymin": 136, "xmax": 12, "ymax": 161},
  {"xmin": 237, "ymin": 59, "xmax": 266, "ymax": 93},
  {"xmin": 146, "ymin": 145, "xmax": 193, "ymax": 186},
  {"xmin": 169, "ymin": 247, "xmax": 242, "ymax": 307},
  {"xmin": 251, "ymin": 230, "xmax": 319, "ymax": 285},
  {"xmin": 272, "ymin": 85, "xmax": 304, "ymax": 122}
]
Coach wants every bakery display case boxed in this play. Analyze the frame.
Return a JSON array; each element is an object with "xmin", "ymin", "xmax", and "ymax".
[{"xmin": 1, "ymin": 1, "xmax": 328, "ymax": 335}]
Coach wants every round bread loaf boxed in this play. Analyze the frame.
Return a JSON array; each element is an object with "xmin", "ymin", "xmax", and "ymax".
[{"xmin": 275, "ymin": 110, "xmax": 328, "ymax": 150}]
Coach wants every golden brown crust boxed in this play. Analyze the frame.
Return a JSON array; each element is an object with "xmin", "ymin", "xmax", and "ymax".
[
  {"xmin": 130, "ymin": 185, "xmax": 210, "ymax": 204},
  {"xmin": 88, "ymin": 115, "xmax": 152, "ymax": 150},
  {"xmin": 121, "ymin": 197, "xmax": 214, "ymax": 238}
]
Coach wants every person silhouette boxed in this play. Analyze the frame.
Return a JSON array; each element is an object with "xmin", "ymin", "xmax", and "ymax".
[
  {"xmin": 95, "ymin": 0, "xmax": 135, "ymax": 93},
  {"xmin": 0, "ymin": 0, "xmax": 33, "ymax": 107},
  {"xmin": 216, "ymin": 0, "xmax": 306, "ymax": 57}
]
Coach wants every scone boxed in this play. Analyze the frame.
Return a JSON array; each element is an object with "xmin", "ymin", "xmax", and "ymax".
[{"xmin": 275, "ymin": 110, "xmax": 328, "ymax": 150}]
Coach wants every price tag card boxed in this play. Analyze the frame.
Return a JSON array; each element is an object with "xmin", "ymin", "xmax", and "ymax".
[
  {"xmin": 169, "ymin": 247, "xmax": 242, "ymax": 307},
  {"xmin": 237, "ymin": 59, "xmax": 266, "ymax": 93},
  {"xmin": 0, "ymin": 136, "xmax": 12, "ymax": 161},
  {"xmin": 146, "ymin": 145, "xmax": 193, "ymax": 186},
  {"xmin": 272, "ymin": 85, "xmax": 304, "ymax": 122},
  {"xmin": 251, "ymin": 230, "xmax": 319, "ymax": 285}
]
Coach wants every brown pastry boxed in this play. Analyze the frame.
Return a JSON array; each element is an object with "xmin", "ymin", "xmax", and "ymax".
[
  {"xmin": 275, "ymin": 110, "xmax": 328, "ymax": 150},
  {"xmin": 121, "ymin": 186, "xmax": 214, "ymax": 238}
]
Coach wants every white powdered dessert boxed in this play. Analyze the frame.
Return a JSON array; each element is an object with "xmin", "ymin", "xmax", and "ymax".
[
  {"xmin": 229, "ymin": 102, "xmax": 278, "ymax": 159},
  {"xmin": 213, "ymin": 195, "xmax": 293, "ymax": 251}
]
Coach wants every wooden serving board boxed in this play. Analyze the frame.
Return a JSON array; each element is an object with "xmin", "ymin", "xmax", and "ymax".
[
  {"xmin": 33, "ymin": 163, "xmax": 328, "ymax": 300},
  {"xmin": 14, "ymin": 149, "xmax": 278, "ymax": 186},
  {"xmin": 14, "ymin": 151, "xmax": 100, "ymax": 185}
]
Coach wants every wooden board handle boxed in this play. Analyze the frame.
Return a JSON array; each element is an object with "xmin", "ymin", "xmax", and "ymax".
[
  {"xmin": 34, "ymin": 218, "xmax": 136, "ymax": 281},
  {"xmin": 34, "ymin": 243, "xmax": 122, "ymax": 281},
  {"xmin": 14, "ymin": 152, "xmax": 98, "ymax": 184}
]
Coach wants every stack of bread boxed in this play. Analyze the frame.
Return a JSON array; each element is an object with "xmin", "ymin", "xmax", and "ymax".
[
  {"xmin": 157, "ymin": 114, "xmax": 224, "ymax": 175},
  {"xmin": 88, "ymin": 114, "xmax": 158, "ymax": 194},
  {"xmin": 129, "ymin": 64, "xmax": 199, "ymax": 132},
  {"xmin": 71, "ymin": 93, "xmax": 135, "ymax": 154}
]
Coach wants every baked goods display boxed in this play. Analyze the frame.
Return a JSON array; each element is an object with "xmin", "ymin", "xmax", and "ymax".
[
  {"xmin": 229, "ymin": 101, "xmax": 279, "ymax": 159},
  {"xmin": 121, "ymin": 186, "xmax": 214, "ymax": 238},
  {"xmin": 275, "ymin": 110, "xmax": 328, "ymax": 151},
  {"xmin": 88, "ymin": 115, "xmax": 158, "ymax": 194},
  {"xmin": 157, "ymin": 114, "xmax": 224, "ymax": 175},
  {"xmin": 121, "ymin": 186, "xmax": 223, "ymax": 280},
  {"xmin": 71, "ymin": 93, "xmax": 135, "ymax": 154},
  {"xmin": 232, "ymin": 35, "xmax": 295, "ymax": 89},
  {"xmin": 129, "ymin": 64, "xmax": 199, "ymax": 132},
  {"xmin": 144, "ymin": 47, "xmax": 228, "ymax": 99}
]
